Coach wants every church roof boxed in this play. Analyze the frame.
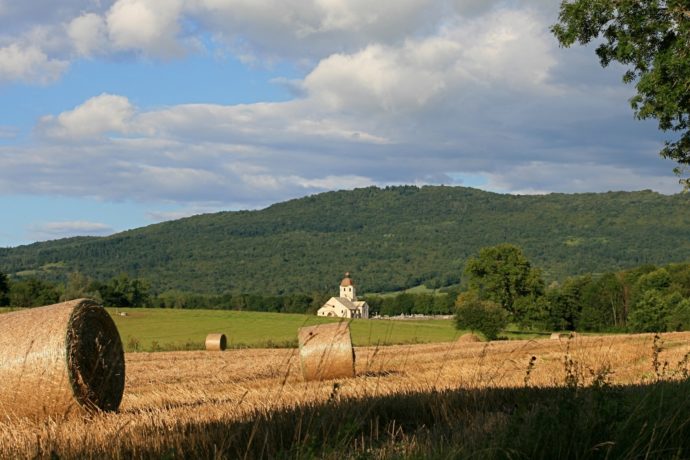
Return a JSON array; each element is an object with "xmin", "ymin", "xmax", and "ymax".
[
  {"xmin": 322, "ymin": 297, "xmax": 368, "ymax": 311},
  {"xmin": 340, "ymin": 272, "xmax": 354, "ymax": 287}
]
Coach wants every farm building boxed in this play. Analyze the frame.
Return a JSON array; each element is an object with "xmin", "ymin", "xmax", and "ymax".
[{"xmin": 317, "ymin": 272, "xmax": 370, "ymax": 319}]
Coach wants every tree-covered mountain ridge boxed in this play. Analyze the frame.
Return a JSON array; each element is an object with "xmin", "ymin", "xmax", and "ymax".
[{"xmin": 2, "ymin": 185, "xmax": 689, "ymax": 295}]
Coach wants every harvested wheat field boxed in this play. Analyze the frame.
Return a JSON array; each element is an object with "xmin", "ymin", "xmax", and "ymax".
[{"xmin": 2, "ymin": 331, "xmax": 690, "ymax": 458}]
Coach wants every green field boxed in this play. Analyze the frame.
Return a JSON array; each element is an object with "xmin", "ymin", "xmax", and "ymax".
[
  {"xmin": 107, "ymin": 308, "xmax": 461, "ymax": 351},
  {"xmin": 0, "ymin": 307, "xmax": 552, "ymax": 351}
]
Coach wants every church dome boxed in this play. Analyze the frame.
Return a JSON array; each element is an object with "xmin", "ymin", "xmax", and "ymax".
[{"xmin": 340, "ymin": 272, "xmax": 354, "ymax": 287}]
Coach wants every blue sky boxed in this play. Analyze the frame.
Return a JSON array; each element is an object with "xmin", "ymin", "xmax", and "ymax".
[{"xmin": 0, "ymin": 0, "xmax": 682, "ymax": 248}]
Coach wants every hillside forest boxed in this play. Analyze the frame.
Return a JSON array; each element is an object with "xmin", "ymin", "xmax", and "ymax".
[
  {"xmin": 2, "ymin": 186, "xmax": 690, "ymax": 296},
  {"xmin": 2, "ymin": 242, "xmax": 689, "ymax": 335}
]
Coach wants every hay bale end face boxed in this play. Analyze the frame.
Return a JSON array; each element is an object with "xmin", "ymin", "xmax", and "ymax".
[
  {"xmin": 298, "ymin": 322, "xmax": 355, "ymax": 381},
  {"xmin": 205, "ymin": 333, "xmax": 227, "ymax": 351},
  {"xmin": 0, "ymin": 299, "xmax": 125, "ymax": 420}
]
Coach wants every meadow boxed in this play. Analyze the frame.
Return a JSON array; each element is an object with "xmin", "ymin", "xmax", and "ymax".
[
  {"xmin": 107, "ymin": 308, "xmax": 463, "ymax": 351},
  {"xmin": 2, "ymin": 330, "xmax": 690, "ymax": 458}
]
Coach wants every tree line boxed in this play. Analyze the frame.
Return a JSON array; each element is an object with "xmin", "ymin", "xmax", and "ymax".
[
  {"xmin": 2, "ymin": 242, "xmax": 689, "ymax": 339},
  {"xmin": 455, "ymin": 244, "xmax": 690, "ymax": 338}
]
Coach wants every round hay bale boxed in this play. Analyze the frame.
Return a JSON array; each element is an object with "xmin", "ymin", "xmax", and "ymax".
[
  {"xmin": 298, "ymin": 322, "xmax": 355, "ymax": 381},
  {"xmin": 0, "ymin": 299, "xmax": 125, "ymax": 420},
  {"xmin": 205, "ymin": 333, "xmax": 227, "ymax": 351},
  {"xmin": 458, "ymin": 333, "xmax": 482, "ymax": 343}
]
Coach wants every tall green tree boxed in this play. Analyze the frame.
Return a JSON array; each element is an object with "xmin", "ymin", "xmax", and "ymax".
[
  {"xmin": 552, "ymin": 0, "xmax": 690, "ymax": 184},
  {"xmin": 464, "ymin": 243, "xmax": 545, "ymax": 319}
]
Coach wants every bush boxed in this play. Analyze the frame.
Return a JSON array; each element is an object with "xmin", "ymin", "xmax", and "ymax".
[{"xmin": 454, "ymin": 291, "xmax": 508, "ymax": 340}]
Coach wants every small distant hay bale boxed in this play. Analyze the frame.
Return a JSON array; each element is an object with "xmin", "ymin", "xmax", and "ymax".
[
  {"xmin": 119, "ymin": 311, "xmax": 128, "ymax": 317},
  {"xmin": 458, "ymin": 333, "xmax": 482, "ymax": 343},
  {"xmin": 205, "ymin": 333, "xmax": 227, "ymax": 351},
  {"xmin": 0, "ymin": 299, "xmax": 125, "ymax": 420},
  {"xmin": 298, "ymin": 322, "xmax": 355, "ymax": 381}
]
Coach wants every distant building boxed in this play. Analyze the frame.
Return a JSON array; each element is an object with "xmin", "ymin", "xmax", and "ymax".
[{"xmin": 317, "ymin": 272, "xmax": 370, "ymax": 319}]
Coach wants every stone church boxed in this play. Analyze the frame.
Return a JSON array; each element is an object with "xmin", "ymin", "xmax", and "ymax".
[{"xmin": 316, "ymin": 272, "xmax": 370, "ymax": 319}]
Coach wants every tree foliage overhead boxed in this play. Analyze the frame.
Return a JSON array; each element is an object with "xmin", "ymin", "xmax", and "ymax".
[
  {"xmin": 552, "ymin": 0, "xmax": 690, "ymax": 182},
  {"xmin": 0, "ymin": 186, "xmax": 690, "ymax": 295}
]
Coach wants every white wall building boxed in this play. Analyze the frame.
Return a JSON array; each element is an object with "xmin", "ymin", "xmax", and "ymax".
[{"xmin": 317, "ymin": 272, "xmax": 369, "ymax": 319}]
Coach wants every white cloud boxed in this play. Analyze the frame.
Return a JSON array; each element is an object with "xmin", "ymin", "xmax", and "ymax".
[
  {"xmin": 68, "ymin": 13, "xmax": 107, "ymax": 57},
  {"xmin": 188, "ymin": 0, "xmax": 441, "ymax": 61},
  {"xmin": 29, "ymin": 220, "xmax": 113, "ymax": 241},
  {"xmin": 38, "ymin": 93, "xmax": 135, "ymax": 140},
  {"xmin": 0, "ymin": 43, "xmax": 68, "ymax": 83},
  {"xmin": 0, "ymin": 0, "xmax": 682, "ymax": 216},
  {"xmin": 106, "ymin": 0, "xmax": 185, "ymax": 57}
]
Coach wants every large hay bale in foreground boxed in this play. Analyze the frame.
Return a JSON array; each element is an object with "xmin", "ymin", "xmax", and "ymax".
[
  {"xmin": 0, "ymin": 299, "xmax": 125, "ymax": 420},
  {"xmin": 298, "ymin": 322, "xmax": 355, "ymax": 381},
  {"xmin": 205, "ymin": 333, "xmax": 227, "ymax": 351}
]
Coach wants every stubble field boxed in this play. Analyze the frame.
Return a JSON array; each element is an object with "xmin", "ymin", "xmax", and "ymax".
[{"xmin": 2, "ymin": 331, "xmax": 690, "ymax": 458}]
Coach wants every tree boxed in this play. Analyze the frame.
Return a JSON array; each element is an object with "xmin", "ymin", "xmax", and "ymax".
[
  {"xmin": 98, "ymin": 274, "xmax": 151, "ymax": 308},
  {"xmin": 464, "ymin": 243, "xmax": 545, "ymax": 319},
  {"xmin": 578, "ymin": 272, "xmax": 626, "ymax": 330},
  {"xmin": 9, "ymin": 278, "xmax": 59, "ymax": 308},
  {"xmin": 60, "ymin": 271, "xmax": 102, "ymax": 302},
  {"xmin": 628, "ymin": 289, "xmax": 670, "ymax": 332},
  {"xmin": 666, "ymin": 295, "xmax": 690, "ymax": 331},
  {"xmin": 454, "ymin": 291, "xmax": 508, "ymax": 340},
  {"xmin": 546, "ymin": 276, "xmax": 591, "ymax": 330},
  {"xmin": 0, "ymin": 272, "xmax": 8, "ymax": 307},
  {"xmin": 552, "ymin": 0, "xmax": 690, "ymax": 185}
]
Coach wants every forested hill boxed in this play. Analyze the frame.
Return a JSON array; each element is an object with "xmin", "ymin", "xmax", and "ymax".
[{"xmin": 1, "ymin": 186, "xmax": 690, "ymax": 295}]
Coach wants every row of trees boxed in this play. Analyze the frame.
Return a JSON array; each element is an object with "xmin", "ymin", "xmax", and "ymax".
[
  {"xmin": 455, "ymin": 244, "xmax": 690, "ymax": 338},
  {"xmin": 2, "ymin": 242, "xmax": 689, "ymax": 339},
  {"xmin": 0, "ymin": 268, "xmax": 463, "ymax": 315},
  {"xmin": 0, "ymin": 272, "xmax": 152, "ymax": 309},
  {"xmin": 0, "ymin": 271, "xmax": 339, "ymax": 314}
]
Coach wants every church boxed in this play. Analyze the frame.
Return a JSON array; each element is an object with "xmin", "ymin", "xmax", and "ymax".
[{"xmin": 316, "ymin": 272, "xmax": 370, "ymax": 319}]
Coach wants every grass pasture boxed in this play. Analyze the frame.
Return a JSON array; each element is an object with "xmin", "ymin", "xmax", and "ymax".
[
  {"xmin": 2, "ymin": 332, "xmax": 690, "ymax": 458},
  {"xmin": 108, "ymin": 308, "xmax": 461, "ymax": 351}
]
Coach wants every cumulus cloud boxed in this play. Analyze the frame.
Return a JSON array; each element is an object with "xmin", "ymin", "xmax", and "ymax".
[
  {"xmin": 106, "ymin": 0, "xmax": 185, "ymax": 57},
  {"xmin": 67, "ymin": 13, "xmax": 107, "ymax": 56},
  {"xmin": 38, "ymin": 93, "xmax": 135, "ymax": 140},
  {"xmin": 0, "ymin": 0, "xmax": 681, "ymax": 217},
  {"xmin": 0, "ymin": 43, "xmax": 68, "ymax": 83}
]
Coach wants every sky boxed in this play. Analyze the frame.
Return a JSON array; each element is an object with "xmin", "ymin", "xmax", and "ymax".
[{"xmin": 0, "ymin": 0, "xmax": 683, "ymax": 248}]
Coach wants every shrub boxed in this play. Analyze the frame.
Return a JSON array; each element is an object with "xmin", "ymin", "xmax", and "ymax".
[{"xmin": 454, "ymin": 291, "xmax": 508, "ymax": 340}]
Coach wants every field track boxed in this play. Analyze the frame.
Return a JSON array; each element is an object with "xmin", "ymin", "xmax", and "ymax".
[{"xmin": 2, "ymin": 331, "xmax": 690, "ymax": 457}]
